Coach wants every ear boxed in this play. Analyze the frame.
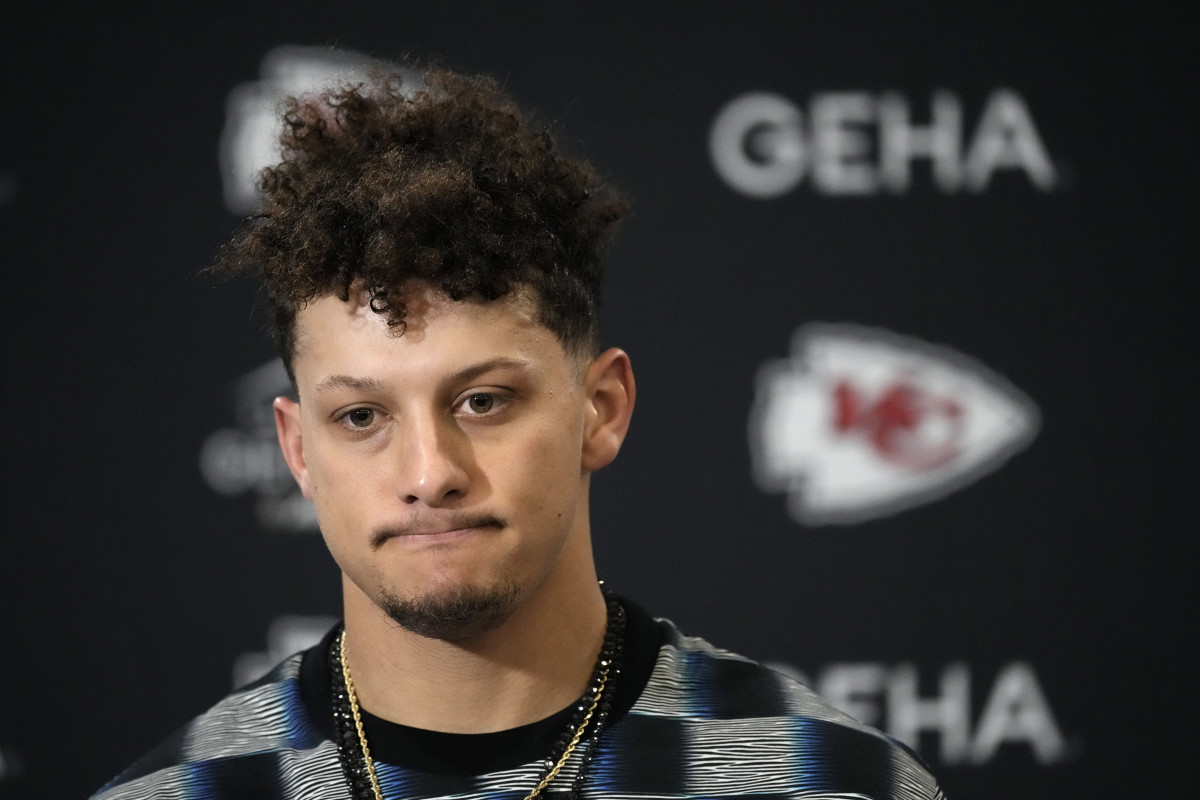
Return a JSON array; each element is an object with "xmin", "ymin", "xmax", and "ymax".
[
  {"xmin": 274, "ymin": 396, "xmax": 315, "ymax": 500},
  {"xmin": 581, "ymin": 348, "xmax": 636, "ymax": 473}
]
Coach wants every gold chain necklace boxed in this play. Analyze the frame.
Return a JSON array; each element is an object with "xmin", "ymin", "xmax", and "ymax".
[{"xmin": 338, "ymin": 628, "xmax": 612, "ymax": 800}]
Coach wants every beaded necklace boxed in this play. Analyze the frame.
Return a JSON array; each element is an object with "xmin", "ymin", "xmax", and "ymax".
[{"xmin": 330, "ymin": 593, "xmax": 625, "ymax": 800}]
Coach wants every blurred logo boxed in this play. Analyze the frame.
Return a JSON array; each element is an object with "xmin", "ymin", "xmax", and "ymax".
[
  {"xmin": 767, "ymin": 660, "xmax": 1073, "ymax": 766},
  {"xmin": 0, "ymin": 172, "xmax": 16, "ymax": 207},
  {"xmin": 749, "ymin": 324, "xmax": 1039, "ymax": 524},
  {"xmin": 0, "ymin": 745, "xmax": 22, "ymax": 781},
  {"xmin": 220, "ymin": 45, "xmax": 415, "ymax": 213},
  {"xmin": 710, "ymin": 89, "xmax": 1059, "ymax": 198},
  {"xmin": 199, "ymin": 359, "xmax": 317, "ymax": 532},
  {"xmin": 233, "ymin": 614, "xmax": 337, "ymax": 687}
]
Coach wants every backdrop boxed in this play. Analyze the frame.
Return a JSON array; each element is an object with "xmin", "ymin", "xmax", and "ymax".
[{"xmin": 1, "ymin": 4, "xmax": 1194, "ymax": 798}]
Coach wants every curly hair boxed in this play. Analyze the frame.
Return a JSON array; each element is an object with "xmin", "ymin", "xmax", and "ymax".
[{"xmin": 214, "ymin": 65, "xmax": 629, "ymax": 380}]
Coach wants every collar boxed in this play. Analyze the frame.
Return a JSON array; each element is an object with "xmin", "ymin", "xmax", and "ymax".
[{"xmin": 299, "ymin": 594, "xmax": 664, "ymax": 774}]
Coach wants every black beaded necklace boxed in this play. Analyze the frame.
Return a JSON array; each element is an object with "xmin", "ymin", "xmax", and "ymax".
[{"xmin": 329, "ymin": 592, "xmax": 625, "ymax": 800}]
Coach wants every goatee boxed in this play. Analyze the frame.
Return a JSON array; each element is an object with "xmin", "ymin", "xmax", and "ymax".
[{"xmin": 377, "ymin": 580, "xmax": 522, "ymax": 641}]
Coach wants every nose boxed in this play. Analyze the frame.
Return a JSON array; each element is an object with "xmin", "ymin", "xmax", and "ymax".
[{"xmin": 395, "ymin": 414, "xmax": 470, "ymax": 507}]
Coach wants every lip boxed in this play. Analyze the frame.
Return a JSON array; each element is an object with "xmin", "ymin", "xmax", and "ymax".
[
  {"xmin": 370, "ymin": 516, "xmax": 505, "ymax": 550},
  {"xmin": 378, "ymin": 523, "xmax": 496, "ymax": 547},
  {"xmin": 403, "ymin": 525, "xmax": 485, "ymax": 540}
]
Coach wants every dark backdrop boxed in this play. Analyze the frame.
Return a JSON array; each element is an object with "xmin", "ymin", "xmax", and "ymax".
[{"xmin": 1, "ymin": 4, "xmax": 1194, "ymax": 798}]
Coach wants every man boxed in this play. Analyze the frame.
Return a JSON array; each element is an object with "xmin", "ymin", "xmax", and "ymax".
[{"xmin": 94, "ymin": 65, "xmax": 945, "ymax": 799}]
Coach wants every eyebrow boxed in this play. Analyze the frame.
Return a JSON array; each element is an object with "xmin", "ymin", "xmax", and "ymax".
[
  {"xmin": 447, "ymin": 357, "xmax": 534, "ymax": 385},
  {"xmin": 313, "ymin": 374, "xmax": 386, "ymax": 395},
  {"xmin": 312, "ymin": 357, "xmax": 534, "ymax": 396}
]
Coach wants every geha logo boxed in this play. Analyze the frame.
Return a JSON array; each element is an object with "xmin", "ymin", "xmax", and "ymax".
[
  {"xmin": 220, "ymin": 45, "xmax": 414, "ymax": 214},
  {"xmin": 199, "ymin": 359, "xmax": 317, "ymax": 532},
  {"xmin": 749, "ymin": 324, "xmax": 1039, "ymax": 524},
  {"xmin": 710, "ymin": 89, "xmax": 1059, "ymax": 198},
  {"xmin": 768, "ymin": 660, "xmax": 1072, "ymax": 766}
]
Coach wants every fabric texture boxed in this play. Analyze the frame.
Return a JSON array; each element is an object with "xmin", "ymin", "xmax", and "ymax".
[{"xmin": 93, "ymin": 608, "xmax": 945, "ymax": 800}]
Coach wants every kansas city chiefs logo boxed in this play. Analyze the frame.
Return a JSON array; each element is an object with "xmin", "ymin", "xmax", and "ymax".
[
  {"xmin": 749, "ymin": 324, "xmax": 1039, "ymax": 525},
  {"xmin": 220, "ymin": 46, "xmax": 413, "ymax": 214}
]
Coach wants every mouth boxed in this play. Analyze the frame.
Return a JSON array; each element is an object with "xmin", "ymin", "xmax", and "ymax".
[{"xmin": 370, "ymin": 516, "xmax": 505, "ymax": 549}]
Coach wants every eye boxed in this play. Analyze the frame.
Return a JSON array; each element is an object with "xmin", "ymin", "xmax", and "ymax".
[
  {"xmin": 463, "ymin": 394, "xmax": 495, "ymax": 414},
  {"xmin": 344, "ymin": 408, "xmax": 376, "ymax": 428}
]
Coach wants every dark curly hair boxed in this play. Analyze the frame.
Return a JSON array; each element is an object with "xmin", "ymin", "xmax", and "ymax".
[{"xmin": 214, "ymin": 65, "xmax": 629, "ymax": 381}]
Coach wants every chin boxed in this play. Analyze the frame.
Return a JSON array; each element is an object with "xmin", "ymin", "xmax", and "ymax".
[{"xmin": 376, "ymin": 578, "xmax": 523, "ymax": 641}]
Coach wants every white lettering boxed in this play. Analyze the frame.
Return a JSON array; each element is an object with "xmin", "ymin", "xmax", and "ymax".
[
  {"xmin": 812, "ymin": 93, "xmax": 878, "ymax": 194},
  {"xmin": 818, "ymin": 662, "xmax": 888, "ymax": 727},
  {"xmin": 710, "ymin": 89, "xmax": 1058, "ymax": 197},
  {"xmin": 963, "ymin": 89, "xmax": 1057, "ymax": 191},
  {"xmin": 969, "ymin": 661, "xmax": 1068, "ymax": 764},
  {"xmin": 888, "ymin": 662, "xmax": 972, "ymax": 763},
  {"xmin": 878, "ymin": 91, "xmax": 963, "ymax": 192},
  {"xmin": 797, "ymin": 660, "xmax": 1071, "ymax": 766},
  {"xmin": 709, "ymin": 93, "xmax": 806, "ymax": 199}
]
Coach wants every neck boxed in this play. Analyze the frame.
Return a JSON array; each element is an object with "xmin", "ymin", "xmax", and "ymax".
[{"xmin": 341, "ymin": 566, "xmax": 608, "ymax": 733}]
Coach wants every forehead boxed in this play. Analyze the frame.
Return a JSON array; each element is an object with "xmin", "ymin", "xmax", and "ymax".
[{"xmin": 290, "ymin": 285, "xmax": 570, "ymax": 385}]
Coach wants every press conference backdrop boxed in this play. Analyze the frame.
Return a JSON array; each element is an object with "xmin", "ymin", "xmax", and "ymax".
[{"xmin": 1, "ymin": 5, "xmax": 1193, "ymax": 798}]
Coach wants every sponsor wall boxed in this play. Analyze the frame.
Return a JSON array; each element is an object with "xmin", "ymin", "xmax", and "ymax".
[{"xmin": 1, "ymin": 5, "xmax": 1193, "ymax": 798}]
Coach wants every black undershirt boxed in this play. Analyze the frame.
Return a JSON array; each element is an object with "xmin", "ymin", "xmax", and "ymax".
[{"xmin": 299, "ymin": 597, "xmax": 664, "ymax": 775}]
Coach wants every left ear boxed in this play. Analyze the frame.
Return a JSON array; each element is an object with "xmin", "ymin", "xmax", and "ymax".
[{"xmin": 581, "ymin": 348, "xmax": 636, "ymax": 472}]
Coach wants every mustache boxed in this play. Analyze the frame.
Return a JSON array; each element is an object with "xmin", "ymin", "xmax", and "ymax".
[{"xmin": 370, "ymin": 513, "xmax": 508, "ymax": 549}]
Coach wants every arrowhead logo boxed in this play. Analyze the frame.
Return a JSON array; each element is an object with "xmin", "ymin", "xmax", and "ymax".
[
  {"xmin": 749, "ymin": 324, "xmax": 1039, "ymax": 525},
  {"xmin": 219, "ymin": 46, "xmax": 416, "ymax": 214}
]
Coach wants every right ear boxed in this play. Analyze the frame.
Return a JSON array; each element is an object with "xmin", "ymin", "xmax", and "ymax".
[{"xmin": 274, "ymin": 397, "xmax": 314, "ymax": 500}]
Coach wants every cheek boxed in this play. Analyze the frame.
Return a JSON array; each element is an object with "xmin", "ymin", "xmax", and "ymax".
[
  {"xmin": 512, "ymin": 419, "xmax": 584, "ymax": 502},
  {"xmin": 306, "ymin": 447, "xmax": 373, "ymax": 528}
]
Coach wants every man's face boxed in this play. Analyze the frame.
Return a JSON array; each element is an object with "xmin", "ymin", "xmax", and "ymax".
[{"xmin": 274, "ymin": 284, "xmax": 629, "ymax": 639}]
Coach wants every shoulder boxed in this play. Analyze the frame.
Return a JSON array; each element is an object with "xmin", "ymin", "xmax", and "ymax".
[
  {"xmin": 90, "ymin": 653, "xmax": 344, "ymax": 800},
  {"xmin": 619, "ymin": 618, "xmax": 946, "ymax": 800},
  {"xmin": 641, "ymin": 619, "xmax": 866, "ymax": 724}
]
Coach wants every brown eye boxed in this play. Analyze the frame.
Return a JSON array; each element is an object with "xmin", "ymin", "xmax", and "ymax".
[
  {"xmin": 466, "ymin": 394, "xmax": 494, "ymax": 414},
  {"xmin": 346, "ymin": 408, "xmax": 375, "ymax": 428}
]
